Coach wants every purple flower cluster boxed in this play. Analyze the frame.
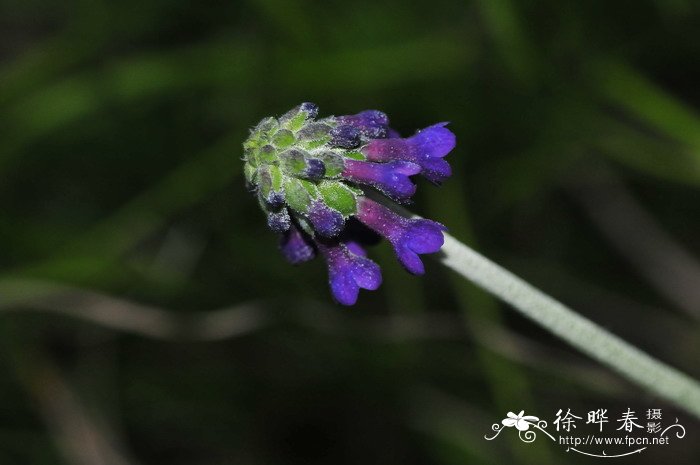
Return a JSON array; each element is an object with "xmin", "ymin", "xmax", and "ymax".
[{"xmin": 243, "ymin": 104, "xmax": 455, "ymax": 305}]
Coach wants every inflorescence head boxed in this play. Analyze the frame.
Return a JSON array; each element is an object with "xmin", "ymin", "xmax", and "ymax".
[{"xmin": 243, "ymin": 103, "xmax": 456, "ymax": 305}]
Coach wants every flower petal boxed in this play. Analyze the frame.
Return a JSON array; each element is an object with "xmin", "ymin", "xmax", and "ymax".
[
  {"xmin": 329, "ymin": 125, "xmax": 361, "ymax": 149},
  {"xmin": 405, "ymin": 220, "xmax": 446, "ymax": 254},
  {"xmin": 318, "ymin": 240, "xmax": 383, "ymax": 305},
  {"xmin": 307, "ymin": 200, "xmax": 345, "ymax": 237},
  {"xmin": 337, "ymin": 110, "xmax": 389, "ymax": 140},
  {"xmin": 344, "ymin": 240, "xmax": 368, "ymax": 257},
  {"xmin": 267, "ymin": 209, "xmax": 291, "ymax": 233},
  {"xmin": 350, "ymin": 256, "xmax": 382, "ymax": 290},
  {"xmin": 420, "ymin": 157, "xmax": 452, "ymax": 185},
  {"xmin": 330, "ymin": 266, "xmax": 360, "ymax": 306},
  {"xmin": 355, "ymin": 197, "xmax": 446, "ymax": 275},
  {"xmin": 279, "ymin": 224, "xmax": 316, "ymax": 264},
  {"xmin": 342, "ymin": 159, "xmax": 421, "ymax": 201},
  {"xmin": 362, "ymin": 123, "xmax": 456, "ymax": 183},
  {"xmin": 304, "ymin": 158, "xmax": 326, "ymax": 180},
  {"xmin": 394, "ymin": 242, "xmax": 426, "ymax": 275}
]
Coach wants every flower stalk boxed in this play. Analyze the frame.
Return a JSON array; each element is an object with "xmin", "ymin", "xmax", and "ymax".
[{"xmin": 437, "ymin": 230, "xmax": 700, "ymax": 419}]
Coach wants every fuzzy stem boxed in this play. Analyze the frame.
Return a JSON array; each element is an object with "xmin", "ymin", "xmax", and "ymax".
[{"xmin": 438, "ymin": 233, "xmax": 700, "ymax": 419}]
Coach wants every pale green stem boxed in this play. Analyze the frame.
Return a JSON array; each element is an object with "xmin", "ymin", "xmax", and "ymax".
[{"xmin": 438, "ymin": 233, "xmax": 700, "ymax": 419}]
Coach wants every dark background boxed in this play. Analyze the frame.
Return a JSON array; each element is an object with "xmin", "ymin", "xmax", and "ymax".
[{"xmin": 0, "ymin": 0, "xmax": 699, "ymax": 464}]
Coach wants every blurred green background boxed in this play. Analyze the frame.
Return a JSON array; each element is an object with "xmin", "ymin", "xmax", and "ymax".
[{"xmin": 1, "ymin": 0, "xmax": 699, "ymax": 463}]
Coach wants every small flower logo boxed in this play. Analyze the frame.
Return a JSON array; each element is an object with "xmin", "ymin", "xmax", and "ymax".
[
  {"xmin": 502, "ymin": 411, "xmax": 540, "ymax": 431},
  {"xmin": 486, "ymin": 410, "xmax": 553, "ymax": 443}
]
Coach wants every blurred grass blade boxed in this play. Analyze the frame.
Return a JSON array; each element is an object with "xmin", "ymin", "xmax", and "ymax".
[{"xmin": 593, "ymin": 60, "xmax": 700, "ymax": 155}]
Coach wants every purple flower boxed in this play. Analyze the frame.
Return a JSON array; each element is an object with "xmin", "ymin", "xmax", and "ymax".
[
  {"xmin": 304, "ymin": 158, "xmax": 326, "ymax": 180},
  {"xmin": 342, "ymin": 159, "xmax": 421, "ymax": 201},
  {"xmin": 280, "ymin": 224, "xmax": 316, "ymax": 264},
  {"xmin": 306, "ymin": 199, "xmax": 345, "ymax": 238},
  {"xmin": 299, "ymin": 102, "xmax": 319, "ymax": 119},
  {"xmin": 316, "ymin": 240, "xmax": 382, "ymax": 305},
  {"xmin": 362, "ymin": 122, "xmax": 455, "ymax": 183},
  {"xmin": 265, "ymin": 190, "xmax": 286, "ymax": 209},
  {"xmin": 336, "ymin": 110, "xmax": 389, "ymax": 140},
  {"xmin": 355, "ymin": 197, "xmax": 446, "ymax": 275},
  {"xmin": 329, "ymin": 125, "xmax": 361, "ymax": 149},
  {"xmin": 344, "ymin": 240, "xmax": 368, "ymax": 257},
  {"xmin": 243, "ymin": 104, "xmax": 454, "ymax": 305},
  {"xmin": 267, "ymin": 209, "xmax": 291, "ymax": 233}
]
